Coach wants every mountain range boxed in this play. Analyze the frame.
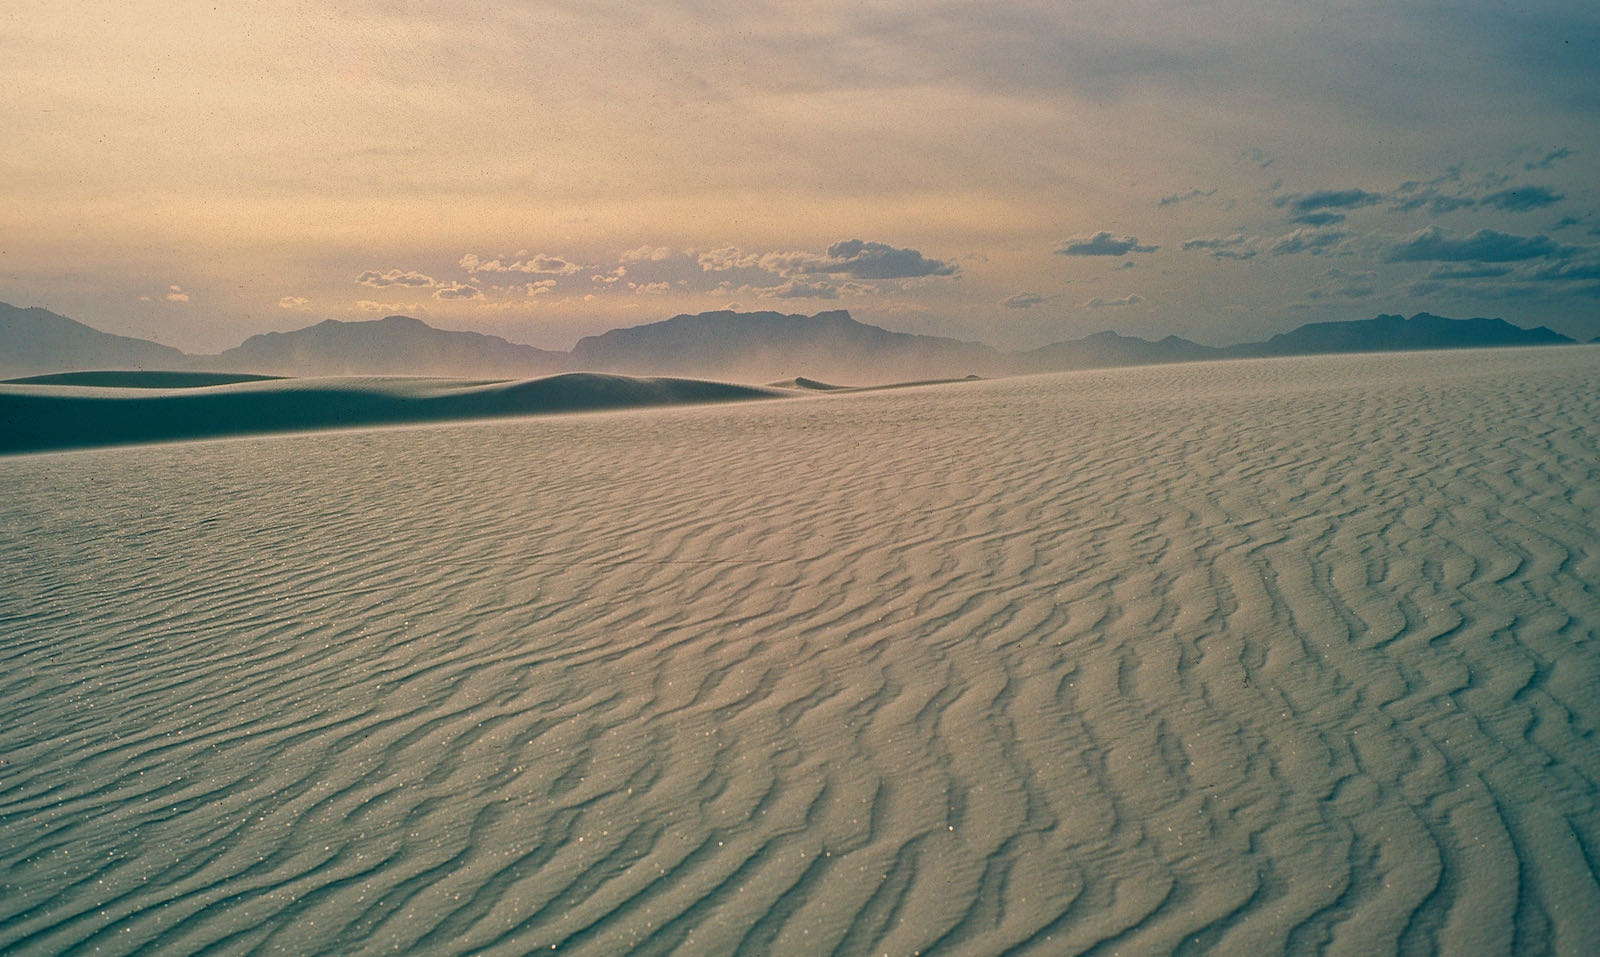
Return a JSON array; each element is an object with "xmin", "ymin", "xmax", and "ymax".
[{"xmin": 0, "ymin": 300, "xmax": 1580, "ymax": 383}]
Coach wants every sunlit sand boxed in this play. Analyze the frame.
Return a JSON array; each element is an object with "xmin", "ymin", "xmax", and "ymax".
[{"xmin": 2, "ymin": 347, "xmax": 1597, "ymax": 955}]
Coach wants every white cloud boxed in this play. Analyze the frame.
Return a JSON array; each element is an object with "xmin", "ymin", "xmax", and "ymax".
[
  {"xmin": 621, "ymin": 245, "xmax": 678, "ymax": 264},
  {"xmin": 759, "ymin": 278, "xmax": 840, "ymax": 300},
  {"xmin": 357, "ymin": 269, "xmax": 436, "ymax": 288},
  {"xmin": 460, "ymin": 252, "xmax": 581, "ymax": 275},
  {"xmin": 699, "ymin": 247, "xmax": 762, "ymax": 272},
  {"xmin": 1083, "ymin": 294, "xmax": 1144, "ymax": 308},
  {"xmin": 434, "ymin": 282, "xmax": 482, "ymax": 300}
]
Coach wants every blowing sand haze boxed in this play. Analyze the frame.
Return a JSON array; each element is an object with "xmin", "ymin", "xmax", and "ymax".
[{"xmin": 2, "ymin": 346, "xmax": 1598, "ymax": 955}]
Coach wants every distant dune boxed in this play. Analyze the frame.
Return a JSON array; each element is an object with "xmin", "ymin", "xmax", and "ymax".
[
  {"xmin": 0, "ymin": 372, "xmax": 782, "ymax": 455},
  {"xmin": 4, "ymin": 370, "xmax": 283, "ymax": 388},
  {"xmin": 3, "ymin": 347, "xmax": 1596, "ymax": 954}
]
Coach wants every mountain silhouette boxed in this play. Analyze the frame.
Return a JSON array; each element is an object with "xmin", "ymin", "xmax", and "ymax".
[
  {"xmin": 215, "ymin": 314, "xmax": 565, "ymax": 376},
  {"xmin": 569, "ymin": 309, "xmax": 1003, "ymax": 382},
  {"xmin": 0, "ymin": 302, "xmax": 187, "ymax": 378},
  {"xmin": 0, "ymin": 301, "xmax": 1581, "ymax": 383},
  {"xmin": 1226, "ymin": 312, "xmax": 1573, "ymax": 358},
  {"xmin": 1014, "ymin": 330, "xmax": 1223, "ymax": 372}
]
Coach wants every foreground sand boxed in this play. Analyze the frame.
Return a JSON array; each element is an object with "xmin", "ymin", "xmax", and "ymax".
[{"xmin": 2, "ymin": 347, "xmax": 1597, "ymax": 955}]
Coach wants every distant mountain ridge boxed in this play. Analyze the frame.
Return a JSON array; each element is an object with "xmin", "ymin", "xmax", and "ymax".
[
  {"xmin": 0, "ymin": 301, "xmax": 1581, "ymax": 383},
  {"xmin": 216, "ymin": 314, "xmax": 566, "ymax": 376},
  {"xmin": 1229, "ymin": 313, "xmax": 1573, "ymax": 358},
  {"xmin": 569, "ymin": 309, "xmax": 1004, "ymax": 382},
  {"xmin": 1, "ymin": 302, "xmax": 187, "ymax": 378}
]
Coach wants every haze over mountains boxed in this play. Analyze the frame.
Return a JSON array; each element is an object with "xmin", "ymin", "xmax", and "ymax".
[{"xmin": 0, "ymin": 300, "xmax": 1580, "ymax": 383}]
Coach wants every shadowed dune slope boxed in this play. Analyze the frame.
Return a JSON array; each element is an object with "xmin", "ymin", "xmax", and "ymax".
[
  {"xmin": 2, "ymin": 347, "xmax": 1598, "ymax": 955},
  {"xmin": 3, "ymin": 370, "xmax": 285, "ymax": 388},
  {"xmin": 0, "ymin": 373, "xmax": 782, "ymax": 455}
]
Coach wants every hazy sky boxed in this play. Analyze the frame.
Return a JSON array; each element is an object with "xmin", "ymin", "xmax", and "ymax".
[{"xmin": 5, "ymin": 0, "xmax": 1599, "ymax": 352}]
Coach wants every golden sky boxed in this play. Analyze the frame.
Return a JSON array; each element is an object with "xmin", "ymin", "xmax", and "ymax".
[{"xmin": 5, "ymin": 0, "xmax": 1599, "ymax": 351}]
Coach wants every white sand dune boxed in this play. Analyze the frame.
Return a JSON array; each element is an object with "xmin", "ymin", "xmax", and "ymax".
[
  {"xmin": 0, "ymin": 372, "xmax": 784, "ymax": 455},
  {"xmin": 2, "ymin": 347, "xmax": 1597, "ymax": 955}
]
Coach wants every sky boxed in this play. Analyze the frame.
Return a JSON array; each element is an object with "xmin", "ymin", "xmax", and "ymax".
[{"xmin": 4, "ymin": 0, "xmax": 1600, "ymax": 353}]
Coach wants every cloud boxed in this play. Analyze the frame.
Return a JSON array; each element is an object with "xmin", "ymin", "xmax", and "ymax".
[
  {"xmin": 1083, "ymin": 294, "xmax": 1143, "ymax": 308},
  {"xmin": 698, "ymin": 247, "xmax": 763, "ymax": 272},
  {"xmin": 784, "ymin": 240, "xmax": 959, "ymax": 279},
  {"xmin": 1304, "ymin": 285, "xmax": 1375, "ymax": 300},
  {"xmin": 278, "ymin": 295, "xmax": 311, "ymax": 309},
  {"xmin": 433, "ymin": 282, "xmax": 482, "ymax": 300},
  {"xmin": 165, "ymin": 284, "xmax": 189, "ymax": 303},
  {"xmin": 1426, "ymin": 264, "xmax": 1515, "ymax": 280},
  {"xmin": 1290, "ymin": 211, "xmax": 1346, "ymax": 227},
  {"xmin": 1479, "ymin": 186, "xmax": 1564, "ymax": 212},
  {"xmin": 620, "ymin": 246, "xmax": 678, "ymax": 264},
  {"xmin": 759, "ymin": 279, "xmax": 841, "ymax": 300},
  {"xmin": 357, "ymin": 269, "xmax": 436, "ymax": 288},
  {"xmin": 1390, "ymin": 191, "xmax": 1478, "ymax": 214},
  {"xmin": 1003, "ymin": 292, "xmax": 1049, "ymax": 309},
  {"xmin": 1274, "ymin": 189, "xmax": 1383, "ymax": 213},
  {"xmin": 1181, "ymin": 234, "xmax": 1257, "ymax": 259},
  {"xmin": 1055, "ymin": 232, "xmax": 1158, "ymax": 256},
  {"xmin": 1271, "ymin": 229, "xmax": 1346, "ymax": 255},
  {"xmin": 1525, "ymin": 147, "xmax": 1572, "ymax": 171},
  {"xmin": 460, "ymin": 253, "xmax": 581, "ymax": 275},
  {"xmin": 1383, "ymin": 226, "xmax": 1563, "ymax": 262},
  {"xmin": 1529, "ymin": 259, "xmax": 1600, "ymax": 282},
  {"xmin": 1158, "ymin": 188, "xmax": 1217, "ymax": 207}
]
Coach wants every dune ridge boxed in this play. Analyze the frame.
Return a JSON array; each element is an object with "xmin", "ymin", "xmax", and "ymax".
[
  {"xmin": 2, "ymin": 347, "xmax": 1597, "ymax": 955},
  {"xmin": 0, "ymin": 372, "xmax": 783, "ymax": 455}
]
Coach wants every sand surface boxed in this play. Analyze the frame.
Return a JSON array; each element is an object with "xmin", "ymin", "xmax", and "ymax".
[{"xmin": 2, "ymin": 347, "xmax": 1597, "ymax": 955}]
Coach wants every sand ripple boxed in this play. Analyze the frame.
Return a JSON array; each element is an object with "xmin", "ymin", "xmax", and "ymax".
[{"xmin": 2, "ymin": 348, "xmax": 1598, "ymax": 954}]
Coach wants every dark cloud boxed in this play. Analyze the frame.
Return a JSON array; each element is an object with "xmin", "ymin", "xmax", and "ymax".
[
  {"xmin": 1390, "ymin": 191, "xmax": 1477, "ymax": 214},
  {"xmin": 1275, "ymin": 189, "xmax": 1383, "ymax": 213},
  {"xmin": 1181, "ymin": 235, "xmax": 1257, "ymax": 260},
  {"xmin": 1304, "ymin": 285, "xmax": 1375, "ymax": 300},
  {"xmin": 1530, "ymin": 259, "xmax": 1600, "ymax": 282},
  {"xmin": 1271, "ymin": 229, "xmax": 1345, "ymax": 255},
  {"xmin": 1055, "ymin": 232, "xmax": 1158, "ymax": 256},
  {"xmin": 1525, "ymin": 147, "xmax": 1573, "ymax": 171},
  {"xmin": 1002, "ymin": 292, "xmax": 1048, "ymax": 309},
  {"xmin": 796, "ymin": 240, "xmax": 959, "ymax": 279},
  {"xmin": 1480, "ymin": 186, "xmax": 1565, "ymax": 212},
  {"xmin": 1383, "ymin": 226, "xmax": 1563, "ymax": 262},
  {"xmin": 356, "ymin": 269, "xmax": 435, "ymax": 288},
  {"xmin": 1158, "ymin": 188, "xmax": 1217, "ymax": 208},
  {"xmin": 1291, "ymin": 211, "xmax": 1346, "ymax": 227},
  {"xmin": 565, "ymin": 241, "xmax": 959, "ymax": 301},
  {"xmin": 1427, "ymin": 264, "xmax": 1515, "ymax": 280}
]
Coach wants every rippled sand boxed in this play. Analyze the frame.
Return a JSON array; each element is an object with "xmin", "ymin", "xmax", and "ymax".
[{"xmin": 2, "ymin": 348, "xmax": 1597, "ymax": 955}]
